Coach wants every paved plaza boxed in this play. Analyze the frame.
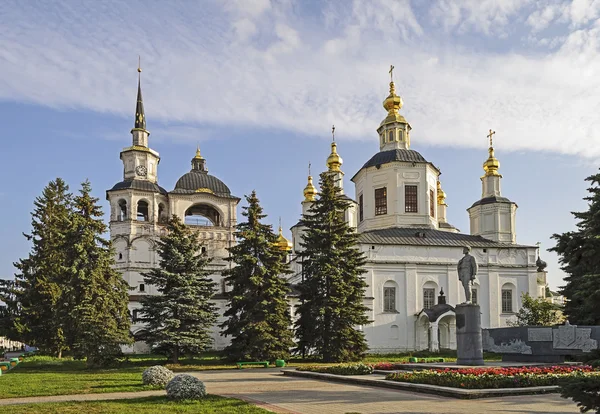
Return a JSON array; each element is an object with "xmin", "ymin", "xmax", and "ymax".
[{"xmin": 0, "ymin": 368, "xmax": 581, "ymax": 413}]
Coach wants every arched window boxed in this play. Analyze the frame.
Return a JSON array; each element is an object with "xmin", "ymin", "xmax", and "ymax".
[
  {"xmin": 388, "ymin": 130, "xmax": 394, "ymax": 142},
  {"xmin": 184, "ymin": 204, "xmax": 221, "ymax": 226},
  {"xmin": 501, "ymin": 283, "xmax": 516, "ymax": 313},
  {"xmin": 132, "ymin": 309, "xmax": 139, "ymax": 322},
  {"xmin": 423, "ymin": 281, "xmax": 438, "ymax": 309},
  {"xmin": 118, "ymin": 253, "xmax": 123, "ymax": 260},
  {"xmin": 117, "ymin": 199, "xmax": 127, "ymax": 221},
  {"xmin": 136, "ymin": 200, "xmax": 149, "ymax": 221}
]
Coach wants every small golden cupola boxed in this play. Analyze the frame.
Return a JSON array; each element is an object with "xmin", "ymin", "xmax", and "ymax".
[
  {"xmin": 378, "ymin": 65, "xmax": 411, "ymax": 151},
  {"xmin": 436, "ymin": 180, "xmax": 447, "ymax": 206},
  {"xmin": 326, "ymin": 126, "xmax": 343, "ymax": 172},
  {"xmin": 483, "ymin": 129, "xmax": 501, "ymax": 177},
  {"xmin": 303, "ymin": 164, "xmax": 317, "ymax": 202},
  {"xmin": 275, "ymin": 219, "xmax": 292, "ymax": 252}
]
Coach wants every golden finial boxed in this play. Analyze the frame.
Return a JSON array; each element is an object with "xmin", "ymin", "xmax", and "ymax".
[
  {"xmin": 487, "ymin": 129, "xmax": 496, "ymax": 147},
  {"xmin": 483, "ymin": 129, "xmax": 500, "ymax": 177},
  {"xmin": 275, "ymin": 217, "xmax": 292, "ymax": 251},
  {"xmin": 303, "ymin": 162, "xmax": 317, "ymax": 202},
  {"xmin": 326, "ymin": 136, "xmax": 343, "ymax": 172},
  {"xmin": 382, "ymin": 64, "xmax": 403, "ymax": 118},
  {"xmin": 137, "ymin": 56, "xmax": 142, "ymax": 73},
  {"xmin": 194, "ymin": 145, "xmax": 203, "ymax": 159},
  {"xmin": 436, "ymin": 180, "xmax": 447, "ymax": 206}
]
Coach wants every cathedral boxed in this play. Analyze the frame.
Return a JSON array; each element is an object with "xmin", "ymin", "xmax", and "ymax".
[{"xmin": 107, "ymin": 68, "xmax": 547, "ymax": 354}]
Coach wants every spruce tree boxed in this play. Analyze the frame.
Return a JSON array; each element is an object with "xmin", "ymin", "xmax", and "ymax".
[
  {"xmin": 12, "ymin": 178, "xmax": 72, "ymax": 357},
  {"xmin": 140, "ymin": 215, "xmax": 217, "ymax": 363},
  {"xmin": 295, "ymin": 172, "xmax": 370, "ymax": 362},
  {"xmin": 550, "ymin": 170, "xmax": 600, "ymax": 325},
  {"xmin": 220, "ymin": 191, "xmax": 294, "ymax": 362},
  {"xmin": 65, "ymin": 180, "xmax": 132, "ymax": 367}
]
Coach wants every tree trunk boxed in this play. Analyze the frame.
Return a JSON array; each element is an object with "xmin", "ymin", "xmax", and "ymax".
[
  {"xmin": 171, "ymin": 346, "xmax": 179, "ymax": 364},
  {"xmin": 57, "ymin": 349, "xmax": 62, "ymax": 359}
]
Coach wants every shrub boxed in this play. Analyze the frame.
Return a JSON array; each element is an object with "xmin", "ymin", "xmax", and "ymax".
[
  {"xmin": 559, "ymin": 375, "xmax": 600, "ymax": 413},
  {"xmin": 142, "ymin": 365, "xmax": 174, "ymax": 387},
  {"xmin": 166, "ymin": 374, "xmax": 207, "ymax": 400},
  {"xmin": 386, "ymin": 366, "xmax": 599, "ymax": 389},
  {"xmin": 298, "ymin": 363, "xmax": 373, "ymax": 375}
]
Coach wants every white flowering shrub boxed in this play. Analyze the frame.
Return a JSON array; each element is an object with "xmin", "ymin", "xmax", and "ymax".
[
  {"xmin": 142, "ymin": 365, "xmax": 174, "ymax": 387},
  {"xmin": 166, "ymin": 374, "xmax": 207, "ymax": 401}
]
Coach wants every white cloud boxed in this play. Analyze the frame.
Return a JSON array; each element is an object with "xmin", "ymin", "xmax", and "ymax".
[{"xmin": 1, "ymin": 1, "xmax": 600, "ymax": 158}]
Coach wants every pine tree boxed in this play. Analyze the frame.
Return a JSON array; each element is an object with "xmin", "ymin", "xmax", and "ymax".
[
  {"xmin": 295, "ymin": 172, "xmax": 370, "ymax": 362},
  {"xmin": 550, "ymin": 170, "xmax": 600, "ymax": 325},
  {"xmin": 220, "ymin": 191, "xmax": 294, "ymax": 362},
  {"xmin": 12, "ymin": 178, "xmax": 72, "ymax": 357},
  {"xmin": 140, "ymin": 215, "xmax": 217, "ymax": 363},
  {"xmin": 65, "ymin": 180, "xmax": 132, "ymax": 367}
]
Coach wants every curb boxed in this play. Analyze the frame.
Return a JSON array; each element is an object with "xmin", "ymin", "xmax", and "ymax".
[{"xmin": 283, "ymin": 370, "xmax": 559, "ymax": 399}]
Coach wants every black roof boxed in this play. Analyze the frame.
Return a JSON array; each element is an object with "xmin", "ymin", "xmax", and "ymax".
[
  {"xmin": 358, "ymin": 227, "xmax": 533, "ymax": 248},
  {"xmin": 362, "ymin": 149, "xmax": 428, "ymax": 168},
  {"xmin": 172, "ymin": 170, "xmax": 234, "ymax": 197},
  {"xmin": 420, "ymin": 303, "xmax": 455, "ymax": 322},
  {"xmin": 470, "ymin": 196, "xmax": 516, "ymax": 208},
  {"xmin": 352, "ymin": 149, "xmax": 438, "ymax": 181},
  {"xmin": 108, "ymin": 179, "xmax": 167, "ymax": 195}
]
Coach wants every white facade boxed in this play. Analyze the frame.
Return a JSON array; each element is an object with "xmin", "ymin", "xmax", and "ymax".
[
  {"xmin": 107, "ymin": 78, "xmax": 239, "ymax": 353},
  {"xmin": 291, "ymin": 78, "xmax": 544, "ymax": 353},
  {"xmin": 110, "ymin": 73, "xmax": 545, "ymax": 354}
]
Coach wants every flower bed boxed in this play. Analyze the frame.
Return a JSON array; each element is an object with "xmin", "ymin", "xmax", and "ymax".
[
  {"xmin": 385, "ymin": 365, "xmax": 600, "ymax": 389},
  {"xmin": 298, "ymin": 363, "xmax": 373, "ymax": 375}
]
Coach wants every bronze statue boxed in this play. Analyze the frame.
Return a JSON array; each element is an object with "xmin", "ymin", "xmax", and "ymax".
[{"xmin": 457, "ymin": 246, "xmax": 478, "ymax": 304}]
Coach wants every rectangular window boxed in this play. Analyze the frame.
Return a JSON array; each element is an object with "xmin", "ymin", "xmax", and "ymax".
[
  {"xmin": 384, "ymin": 287, "xmax": 396, "ymax": 312},
  {"xmin": 388, "ymin": 130, "xmax": 394, "ymax": 142},
  {"xmin": 472, "ymin": 288, "xmax": 478, "ymax": 305},
  {"xmin": 405, "ymin": 185, "xmax": 418, "ymax": 213},
  {"xmin": 132, "ymin": 310, "xmax": 139, "ymax": 322},
  {"xmin": 423, "ymin": 288, "xmax": 436, "ymax": 309},
  {"xmin": 375, "ymin": 187, "xmax": 387, "ymax": 216},
  {"xmin": 502, "ymin": 290, "xmax": 513, "ymax": 313},
  {"xmin": 139, "ymin": 284, "xmax": 145, "ymax": 292},
  {"xmin": 429, "ymin": 189, "xmax": 435, "ymax": 217},
  {"xmin": 359, "ymin": 194, "xmax": 364, "ymax": 222}
]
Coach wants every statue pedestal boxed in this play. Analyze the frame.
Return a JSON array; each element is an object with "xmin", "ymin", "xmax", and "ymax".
[{"xmin": 456, "ymin": 304, "xmax": 484, "ymax": 366}]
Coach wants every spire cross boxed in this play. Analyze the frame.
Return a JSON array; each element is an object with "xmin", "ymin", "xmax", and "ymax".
[
  {"xmin": 308, "ymin": 162, "xmax": 311, "ymax": 176},
  {"xmin": 487, "ymin": 129, "xmax": 496, "ymax": 147},
  {"xmin": 332, "ymin": 125, "xmax": 335, "ymax": 141},
  {"xmin": 389, "ymin": 64, "xmax": 395, "ymax": 82},
  {"xmin": 279, "ymin": 216, "xmax": 282, "ymax": 228}
]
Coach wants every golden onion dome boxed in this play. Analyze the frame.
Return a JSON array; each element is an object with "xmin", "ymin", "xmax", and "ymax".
[
  {"xmin": 303, "ymin": 174, "xmax": 317, "ymax": 202},
  {"xmin": 326, "ymin": 141, "xmax": 343, "ymax": 172},
  {"xmin": 194, "ymin": 145, "xmax": 203, "ymax": 159},
  {"xmin": 275, "ymin": 226, "xmax": 292, "ymax": 251},
  {"xmin": 483, "ymin": 147, "xmax": 501, "ymax": 177},
  {"xmin": 436, "ymin": 180, "xmax": 447, "ymax": 206},
  {"xmin": 381, "ymin": 81, "xmax": 407, "ymax": 127}
]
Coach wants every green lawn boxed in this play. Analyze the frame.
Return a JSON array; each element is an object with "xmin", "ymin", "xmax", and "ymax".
[
  {"xmin": 0, "ymin": 351, "xmax": 502, "ymax": 399},
  {"xmin": 1, "ymin": 395, "xmax": 270, "ymax": 413}
]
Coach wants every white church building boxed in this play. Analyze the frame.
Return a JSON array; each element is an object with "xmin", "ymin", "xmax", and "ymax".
[{"xmin": 107, "ymin": 69, "xmax": 546, "ymax": 354}]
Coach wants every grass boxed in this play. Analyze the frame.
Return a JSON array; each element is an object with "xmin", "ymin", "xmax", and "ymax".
[
  {"xmin": 1, "ymin": 395, "xmax": 271, "ymax": 413},
  {"xmin": 0, "ymin": 351, "xmax": 503, "ymax": 399}
]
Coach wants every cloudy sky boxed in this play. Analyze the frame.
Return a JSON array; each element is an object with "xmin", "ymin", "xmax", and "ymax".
[{"xmin": 0, "ymin": 0, "xmax": 598, "ymax": 290}]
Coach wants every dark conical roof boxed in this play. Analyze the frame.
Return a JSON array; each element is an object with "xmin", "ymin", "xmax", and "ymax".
[{"xmin": 134, "ymin": 77, "xmax": 146, "ymax": 130}]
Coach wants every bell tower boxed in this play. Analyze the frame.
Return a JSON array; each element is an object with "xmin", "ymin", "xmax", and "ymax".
[{"xmin": 467, "ymin": 130, "xmax": 518, "ymax": 243}]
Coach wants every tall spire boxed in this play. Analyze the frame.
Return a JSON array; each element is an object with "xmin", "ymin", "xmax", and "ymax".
[
  {"xmin": 131, "ymin": 57, "xmax": 150, "ymax": 147},
  {"xmin": 134, "ymin": 57, "xmax": 147, "ymax": 131}
]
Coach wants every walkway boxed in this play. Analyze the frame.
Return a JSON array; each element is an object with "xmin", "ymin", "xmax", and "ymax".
[{"xmin": 0, "ymin": 368, "xmax": 581, "ymax": 413}]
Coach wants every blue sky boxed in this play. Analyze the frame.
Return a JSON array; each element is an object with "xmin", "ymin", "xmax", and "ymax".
[{"xmin": 1, "ymin": 0, "xmax": 599, "ymax": 290}]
